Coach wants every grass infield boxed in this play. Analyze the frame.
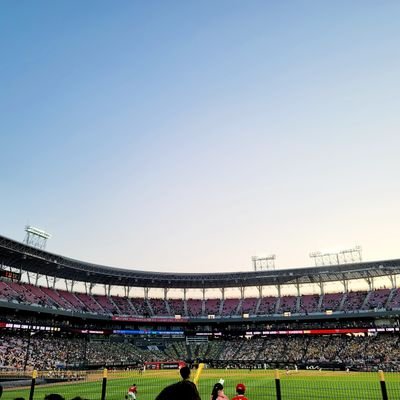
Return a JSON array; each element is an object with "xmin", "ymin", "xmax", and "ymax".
[{"xmin": 2, "ymin": 369, "xmax": 400, "ymax": 400}]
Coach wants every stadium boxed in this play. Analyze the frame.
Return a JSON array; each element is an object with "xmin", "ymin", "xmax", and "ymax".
[
  {"xmin": 0, "ymin": 233, "xmax": 400, "ymax": 400},
  {"xmin": 3, "ymin": 0, "xmax": 400, "ymax": 398}
]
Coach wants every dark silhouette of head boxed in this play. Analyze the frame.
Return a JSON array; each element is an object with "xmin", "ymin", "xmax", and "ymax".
[
  {"xmin": 211, "ymin": 382, "xmax": 223, "ymax": 400},
  {"xmin": 44, "ymin": 395, "xmax": 65, "ymax": 400},
  {"xmin": 180, "ymin": 366, "xmax": 191, "ymax": 380}
]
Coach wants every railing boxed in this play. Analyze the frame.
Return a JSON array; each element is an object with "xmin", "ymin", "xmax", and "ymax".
[{"xmin": 1, "ymin": 368, "xmax": 399, "ymax": 400}]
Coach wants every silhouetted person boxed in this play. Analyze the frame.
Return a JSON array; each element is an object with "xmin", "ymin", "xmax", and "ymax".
[
  {"xmin": 44, "ymin": 395, "xmax": 65, "ymax": 400},
  {"xmin": 155, "ymin": 366, "xmax": 201, "ymax": 400}
]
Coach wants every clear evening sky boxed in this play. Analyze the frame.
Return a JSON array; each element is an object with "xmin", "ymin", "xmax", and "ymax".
[{"xmin": 1, "ymin": 1, "xmax": 400, "ymax": 273}]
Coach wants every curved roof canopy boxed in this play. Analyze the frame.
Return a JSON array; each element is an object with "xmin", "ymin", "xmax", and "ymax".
[{"xmin": 0, "ymin": 234, "xmax": 399, "ymax": 289}]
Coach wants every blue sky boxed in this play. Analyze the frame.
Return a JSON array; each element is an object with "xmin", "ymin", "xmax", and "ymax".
[{"xmin": 1, "ymin": 1, "xmax": 400, "ymax": 273}]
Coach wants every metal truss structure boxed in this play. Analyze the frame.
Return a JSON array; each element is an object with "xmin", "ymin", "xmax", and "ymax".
[
  {"xmin": 310, "ymin": 247, "xmax": 362, "ymax": 267},
  {"xmin": 24, "ymin": 226, "xmax": 51, "ymax": 250},
  {"xmin": 0, "ymin": 234, "xmax": 399, "ymax": 297},
  {"xmin": 252, "ymin": 255, "xmax": 276, "ymax": 271}
]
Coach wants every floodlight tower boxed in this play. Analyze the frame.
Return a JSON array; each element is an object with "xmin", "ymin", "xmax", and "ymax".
[
  {"xmin": 310, "ymin": 251, "xmax": 341, "ymax": 266},
  {"xmin": 309, "ymin": 252, "xmax": 323, "ymax": 267},
  {"xmin": 339, "ymin": 246, "xmax": 362, "ymax": 263},
  {"xmin": 24, "ymin": 226, "xmax": 51, "ymax": 250},
  {"xmin": 309, "ymin": 246, "xmax": 362, "ymax": 266},
  {"xmin": 252, "ymin": 255, "xmax": 276, "ymax": 271}
]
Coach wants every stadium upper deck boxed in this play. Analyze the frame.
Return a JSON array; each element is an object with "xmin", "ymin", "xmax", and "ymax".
[{"xmin": 1, "ymin": 234, "xmax": 400, "ymax": 289}]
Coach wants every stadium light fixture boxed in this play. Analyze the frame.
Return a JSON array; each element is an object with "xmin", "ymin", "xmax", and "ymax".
[
  {"xmin": 25, "ymin": 226, "xmax": 51, "ymax": 239},
  {"xmin": 309, "ymin": 246, "xmax": 362, "ymax": 266},
  {"xmin": 24, "ymin": 225, "xmax": 51, "ymax": 250},
  {"xmin": 252, "ymin": 255, "xmax": 276, "ymax": 271}
]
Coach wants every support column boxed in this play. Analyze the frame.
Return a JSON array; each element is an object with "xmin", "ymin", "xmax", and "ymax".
[
  {"xmin": 318, "ymin": 278, "xmax": 325, "ymax": 296},
  {"xmin": 275, "ymin": 284, "xmax": 281, "ymax": 314},
  {"xmin": 89, "ymin": 283, "xmax": 95, "ymax": 295},
  {"xmin": 390, "ymin": 274, "xmax": 397, "ymax": 289},
  {"xmin": 65, "ymin": 280, "xmax": 75, "ymax": 292},
  {"xmin": 45, "ymin": 276, "xmax": 56, "ymax": 289},
  {"xmin": 296, "ymin": 279, "xmax": 301, "ymax": 297},
  {"xmin": 365, "ymin": 278, "xmax": 374, "ymax": 291},
  {"xmin": 202, "ymin": 288, "xmax": 206, "ymax": 315},
  {"xmin": 342, "ymin": 277, "xmax": 349, "ymax": 293}
]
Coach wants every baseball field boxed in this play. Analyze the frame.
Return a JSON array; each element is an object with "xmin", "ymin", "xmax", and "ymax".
[{"xmin": 2, "ymin": 369, "xmax": 400, "ymax": 400}]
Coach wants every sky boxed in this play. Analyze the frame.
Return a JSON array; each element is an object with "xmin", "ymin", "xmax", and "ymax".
[{"xmin": 1, "ymin": 1, "xmax": 400, "ymax": 274}]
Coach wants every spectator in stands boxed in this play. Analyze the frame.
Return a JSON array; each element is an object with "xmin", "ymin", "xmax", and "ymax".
[
  {"xmin": 211, "ymin": 382, "xmax": 229, "ymax": 400},
  {"xmin": 232, "ymin": 383, "xmax": 248, "ymax": 400},
  {"xmin": 155, "ymin": 367, "xmax": 201, "ymax": 400}
]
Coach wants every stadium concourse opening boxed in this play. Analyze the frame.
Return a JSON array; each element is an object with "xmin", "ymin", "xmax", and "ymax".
[{"xmin": 0, "ymin": 234, "xmax": 400, "ymax": 398}]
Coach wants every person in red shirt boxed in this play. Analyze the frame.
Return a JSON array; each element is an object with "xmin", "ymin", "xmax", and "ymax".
[
  {"xmin": 126, "ymin": 383, "xmax": 137, "ymax": 400},
  {"xmin": 231, "ymin": 383, "xmax": 248, "ymax": 400}
]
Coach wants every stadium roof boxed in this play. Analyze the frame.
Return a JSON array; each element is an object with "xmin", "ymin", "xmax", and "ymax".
[{"xmin": 0, "ymin": 234, "xmax": 400, "ymax": 289}]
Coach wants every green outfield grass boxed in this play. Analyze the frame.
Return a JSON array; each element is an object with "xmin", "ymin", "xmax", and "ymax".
[{"xmin": 2, "ymin": 369, "xmax": 400, "ymax": 400}]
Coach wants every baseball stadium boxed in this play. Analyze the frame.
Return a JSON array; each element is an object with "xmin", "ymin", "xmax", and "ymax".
[
  {"xmin": 0, "ymin": 233, "xmax": 399, "ymax": 400},
  {"xmin": 3, "ymin": 0, "xmax": 400, "ymax": 399}
]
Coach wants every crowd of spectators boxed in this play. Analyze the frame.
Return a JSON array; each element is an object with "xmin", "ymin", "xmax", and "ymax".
[
  {"xmin": 214, "ymin": 335, "xmax": 400, "ymax": 370},
  {"xmin": 2, "ymin": 279, "xmax": 400, "ymax": 318},
  {"xmin": 0, "ymin": 332, "xmax": 150, "ymax": 370},
  {"xmin": 1, "ymin": 332, "xmax": 400, "ymax": 371}
]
